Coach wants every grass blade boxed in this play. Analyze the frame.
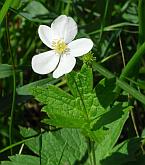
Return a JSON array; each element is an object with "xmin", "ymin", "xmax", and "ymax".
[{"xmin": 0, "ymin": 0, "xmax": 13, "ymax": 24}]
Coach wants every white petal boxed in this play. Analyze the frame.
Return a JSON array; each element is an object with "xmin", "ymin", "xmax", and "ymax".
[
  {"xmin": 68, "ymin": 38, "xmax": 93, "ymax": 57},
  {"xmin": 32, "ymin": 50, "xmax": 60, "ymax": 75},
  {"xmin": 53, "ymin": 54, "xmax": 76, "ymax": 78},
  {"xmin": 38, "ymin": 25, "xmax": 59, "ymax": 48},
  {"xmin": 51, "ymin": 15, "xmax": 78, "ymax": 43}
]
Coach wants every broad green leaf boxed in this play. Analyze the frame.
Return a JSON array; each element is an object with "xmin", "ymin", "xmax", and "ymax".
[
  {"xmin": 32, "ymin": 65, "xmax": 107, "ymax": 142},
  {"xmin": 67, "ymin": 64, "xmax": 93, "ymax": 97},
  {"xmin": 20, "ymin": 127, "xmax": 88, "ymax": 165},
  {"xmin": 0, "ymin": 64, "xmax": 13, "ymax": 78},
  {"xmin": 94, "ymin": 104, "xmax": 130, "ymax": 164},
  {"xmin": 1, "ymin": 155, "xmax": 39, "ymax": 165},
  {"xmin": 32, "ymin": 85, "xmax": 86, "ymax": 128},
  {"xmin": 17, "ymin": 77, "xmax": 59, "ymax": 95},
  {"xmin": 91, "ymin": 103, "xmax": 130, "ymax": 130},
  {"xmin": 32, "ymin": 65, "xmax": 130, "ymax": 143},
  {"xmin": 19, "ymin": 1, "xmax": 49, "ymax": 23}
]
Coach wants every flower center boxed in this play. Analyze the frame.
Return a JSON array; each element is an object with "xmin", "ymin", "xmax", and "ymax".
[{"xmin": 52, "ymin": 40, "xmax": 69, "ymax": 54}]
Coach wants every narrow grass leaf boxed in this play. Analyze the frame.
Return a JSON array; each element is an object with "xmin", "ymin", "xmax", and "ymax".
[{"xmin": 0, "ymin": 0, "xmax": 13, "ymax": 24}]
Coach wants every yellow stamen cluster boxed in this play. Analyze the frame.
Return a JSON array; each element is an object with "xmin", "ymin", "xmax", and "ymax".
[{"xmin": 52, "ymin": 40, "xmax": 69, "ymax": 54}]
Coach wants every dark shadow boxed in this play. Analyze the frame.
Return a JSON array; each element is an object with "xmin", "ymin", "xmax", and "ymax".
[
  {"xmin": 74, "ymin": 149, "xmax": 89, "ymax": 165},
  {"xmin": 95, "ymin": 78, "xmax": 116, "ymax": 108},
  {"xmin": 92, "ymin": 103, "xmax": 125, "ymax": 130},
  {"xmin": 100, "ymin": 138, "xmax": 145, "ymax": 165}
]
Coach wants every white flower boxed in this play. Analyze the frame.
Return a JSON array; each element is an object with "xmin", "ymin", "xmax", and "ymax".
[{"xmin": 32, "ymin": 15, "xmax": 93, "ymax": 78}]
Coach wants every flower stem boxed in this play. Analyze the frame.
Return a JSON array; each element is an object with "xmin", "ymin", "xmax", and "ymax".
[
  {"xmin": 6, "ymin": 14, "xmax": 16, "ymax": 155},
  {"xmin": 138, "ymin": 0, "xmax": 145, "ymax": 48},
  {"xmin": 91, "ymin": 141, "xmax": 96, "ymax": 165},
  {"xmin": 88, "ymin": 139, "xmax": 96, "ymax": 165}
]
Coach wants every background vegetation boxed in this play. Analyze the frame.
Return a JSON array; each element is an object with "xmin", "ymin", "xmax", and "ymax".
[{"xmin": 0, "ymin": 0, "xmax": 145, "ymax": 164}]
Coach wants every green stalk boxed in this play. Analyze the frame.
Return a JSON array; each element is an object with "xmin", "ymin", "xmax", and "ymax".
[
  {"xmin": 93, "ymin": 62, "xmax": 145, "ymax": 105},
  {"xmin": 39, "ymin": 132, "xmax": 42, "ymax": 165},
  {"xmin": 91, "ymin": 141, "xmax": 96, "ymax": 165},
  {"xmin": 116, "ymin": 0, "xmax": 145, "ymax": 91},
  {"xmin": 0, "ymin": 132, "xmax": 42, "ymax": 154},
  {"xmin": 116, "ymin": 79, "xmax": 145, "ymax": 104},
  {"xmin": 0, "ymin": 138, "xmax": 32, "ymax": 154},
  {"xmin": 138, "ymin": 0, "xmax": 145, "ymax": 47},
  {"xmin": 0, "ymin": 0, "xmax": 13, "ymax": 24},
  {"xmin": 99, "ymin": 0, "xmax": 109, "ymax": 41},
  {"xmin": 88, "ymin": 138, "xmax": 93, "ymax": 165},
  {"xmin": 120, "ymin": 42, "xmax": 145, "ymax": 81},
  {"xmin": 92, "ymin": 62, "xmax": 115, "ymax": 79},
  {"xmin": 6, "ymin": 14, "xmax": 16, "ymax": 155}
]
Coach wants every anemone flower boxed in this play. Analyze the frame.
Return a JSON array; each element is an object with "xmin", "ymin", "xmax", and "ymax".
[{"xmin": 32, "ymin": 15, "xmax": 93, "ymax": 78}]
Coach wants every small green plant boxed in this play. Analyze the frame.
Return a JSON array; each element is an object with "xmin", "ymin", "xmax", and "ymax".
[{"xmin": 0, "ymin": 0, "xmax": 145, "ymax": 165}]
